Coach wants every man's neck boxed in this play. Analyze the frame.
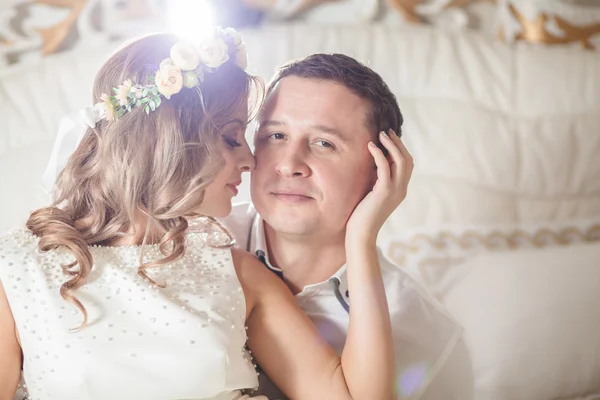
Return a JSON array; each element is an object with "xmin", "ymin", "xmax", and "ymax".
[{"xmin": 263, "ymin": 223, "xmax": 347, "ymax": 294}]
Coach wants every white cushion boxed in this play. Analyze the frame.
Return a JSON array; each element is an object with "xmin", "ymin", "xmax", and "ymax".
[
  {"xmin": 0, "ymin": 44, "xmax": 111, "ymax": 230},
  {"xmin": 410, "ymin": 242, "xmax": 600, "ymax": 400},
  {"xmin": 380, "ymin": 219, "xmax": 600, "ymax": 269}
]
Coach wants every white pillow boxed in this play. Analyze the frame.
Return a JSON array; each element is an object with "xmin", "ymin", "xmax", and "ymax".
[
  {"xmin": 381, "ymin": 219, "xmax": 600, "ymax": 270},
  {"xmin": 415, "ymin": 242, "xmax": 600, "ymax": 400}
]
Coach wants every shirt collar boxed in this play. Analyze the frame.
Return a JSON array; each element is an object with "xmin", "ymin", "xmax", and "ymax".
[
  {"xmin": 250, "ymin": 212, "xmax": 278, "ymax": 271},
  {"xmin": 249, "ymin": 213, "xmax": 348, "ymax": 292}
]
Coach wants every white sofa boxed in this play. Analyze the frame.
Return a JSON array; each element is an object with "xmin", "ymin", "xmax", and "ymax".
[{"xmin": 1, "ymin": 23, "xmax": 600, "ymax": 399}]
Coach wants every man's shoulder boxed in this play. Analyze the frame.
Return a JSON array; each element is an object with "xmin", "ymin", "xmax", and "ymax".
[
  {"xmin": 377, "ymin": 248, "xmax": 430, "ymax": 290},
  {"xmin": 376, "ymin": 248, "xmax": 413, "ymax": 286},
  {"xmin": 219, "ymin": 202, "xmax": 257, "ymax": 251},
  {"xmin": 376, "ymin": 251, "xmax": 470, "ymax": 400},
  {"xmin": 376, "ymin": 248, "xmax": 459, "ymax": 323}
]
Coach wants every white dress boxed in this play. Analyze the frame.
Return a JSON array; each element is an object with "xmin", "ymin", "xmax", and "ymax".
[{"xmin": 0, "ymin": 228, "xmax": 262, "ymax": 400}]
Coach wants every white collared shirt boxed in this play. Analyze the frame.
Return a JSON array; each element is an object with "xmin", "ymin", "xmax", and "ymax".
[{"xmin": 221, "ymin": 203, "xmax": 473, "ymax": 400}]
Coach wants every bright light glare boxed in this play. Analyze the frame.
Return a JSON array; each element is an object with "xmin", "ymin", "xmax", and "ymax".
[{"xmin": 167, "ymin": 0, "xmax": 216, "ymax": 42}]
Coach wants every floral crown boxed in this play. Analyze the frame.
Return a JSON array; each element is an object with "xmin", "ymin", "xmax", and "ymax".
[{"xmin": 94, "ymin": 27, "xmax": 248, "ymax": 122}]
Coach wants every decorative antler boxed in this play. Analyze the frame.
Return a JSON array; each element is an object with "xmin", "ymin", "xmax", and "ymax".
[
  {"xmin": 34, "ymin": 0, "xmax": 87, "ymax": 55},
  {"xmin": 385, "ymin": 0, "xmax": 427, "ymax": 23},
  {"xmin": 443, "ymin": 0, "xmax": 493, "ymax": 8},
  {"xmin": 507, "ymin": 3, "xmax": 600, "ymax": 50}
]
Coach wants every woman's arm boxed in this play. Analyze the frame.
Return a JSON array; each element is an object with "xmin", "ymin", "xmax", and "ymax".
[
  {"xmin": 237, "ymin": 130, "xmax": 412, "ymax": 400},
  {"xmin": 341, "ymin": 130, "xmax": 412, "ymax": 399},
  {"xmin": 235, "ymin": 249, "xmax": 351, "ymax": 399},
  {"xmin": 0, "ymin": 281, "xmax": 22, "ymax": 400}
]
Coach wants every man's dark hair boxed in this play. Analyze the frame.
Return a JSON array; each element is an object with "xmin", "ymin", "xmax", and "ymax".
[{"xmin": 267, "ymin": 53, "xmax": 403, "ymax": 137}]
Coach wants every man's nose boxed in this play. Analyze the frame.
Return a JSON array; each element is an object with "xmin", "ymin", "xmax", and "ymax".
[{"xmin": 275, "ymin": 143, "xmax": 310, "ymax": 178}]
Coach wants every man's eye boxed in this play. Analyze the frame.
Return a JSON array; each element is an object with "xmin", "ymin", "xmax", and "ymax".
[
  {"xmin": 315, "ymin": 140, "xmax": 333, "ymax": 148},
  {"xmin": 269, "ymin": 133, "xmax": 285, "ymax": 140}
]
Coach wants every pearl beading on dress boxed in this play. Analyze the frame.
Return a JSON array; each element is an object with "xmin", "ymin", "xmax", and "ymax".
[{"xmin": 0, "ymin": 228, "xmax": 259, "ymax": 400}]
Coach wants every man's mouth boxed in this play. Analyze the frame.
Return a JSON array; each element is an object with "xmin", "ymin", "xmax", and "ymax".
[{"xmin": 271, "ymin": 190, "xmax": 313, "ymax": 202}]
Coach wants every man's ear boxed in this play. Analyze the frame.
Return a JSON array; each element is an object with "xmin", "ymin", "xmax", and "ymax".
[{"xmin": 369, "ymin": 159, "xmax": 379, "ymax": 188}]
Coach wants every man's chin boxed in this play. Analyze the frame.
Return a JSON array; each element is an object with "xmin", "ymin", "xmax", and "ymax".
[
  {"xmin": 269, "ymin": 225, "xmax": 317, "ymax": 237},
  {"xmin": 263, "ymin": 214, "xmax": 319, "ymax": 237}
]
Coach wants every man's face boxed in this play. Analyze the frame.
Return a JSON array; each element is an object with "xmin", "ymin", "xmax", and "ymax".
[{"xmin": 251, "ymin": 76, "xmax": 377, "ymax": 238}]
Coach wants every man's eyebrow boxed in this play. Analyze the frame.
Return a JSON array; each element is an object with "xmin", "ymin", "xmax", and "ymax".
[
  {"xmin": 259, "ymin": 120, "xmax": 349, "ymax": 142},
  {"xmin": 258, "ymin": 119, "xmax": 286, "ymax": 129},
  {"xmin": 309, "ymin": 124, "xmax": 350, "ymax": 144}
]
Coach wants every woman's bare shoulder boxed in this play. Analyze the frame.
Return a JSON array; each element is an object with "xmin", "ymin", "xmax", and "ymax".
[
  {"xmin": 230, "ymin": 248, "xmax": 288, "ymax": 314},
  {"xmin": 231, "ymin": 248, "xmax": 278, "ymax": 287}
]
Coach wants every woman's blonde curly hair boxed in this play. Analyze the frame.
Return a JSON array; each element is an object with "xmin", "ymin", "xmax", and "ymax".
[{"xmin": 26, "ymin": 33, "xmax": 263, "ymax": 330}]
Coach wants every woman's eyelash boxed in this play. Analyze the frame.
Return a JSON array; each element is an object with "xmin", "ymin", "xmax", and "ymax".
[{"xmin": 223, "ymin": 137, "xmax": 241, "ymax": 147}]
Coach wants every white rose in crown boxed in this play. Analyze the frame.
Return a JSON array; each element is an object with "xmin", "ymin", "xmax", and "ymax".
[
  {"xmin": 170, "ymin": 42, "xmax": 201, "ymax": 71},
  {"xmin": 224, "ymin": 27, "xmax": 243, "ymax": 46},
  {"xmin": 196, "ymin": 38, "xmax": 230, "ymax": 68},
  {"xmin": 155, "ymin": 60, "xmax": 183, "ymax": 99},
  {"xmin": 183, "ymin": 71, "xmax": 200, "ymax": 88},
  {"xmin": 222, "ymin": 28, "xmax": 247, "ymax": 70}
]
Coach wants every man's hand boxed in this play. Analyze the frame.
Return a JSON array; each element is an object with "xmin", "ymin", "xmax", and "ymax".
[{"xmin": 346, "ymin": 129, "xmax": 414, "ymax": 244}]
